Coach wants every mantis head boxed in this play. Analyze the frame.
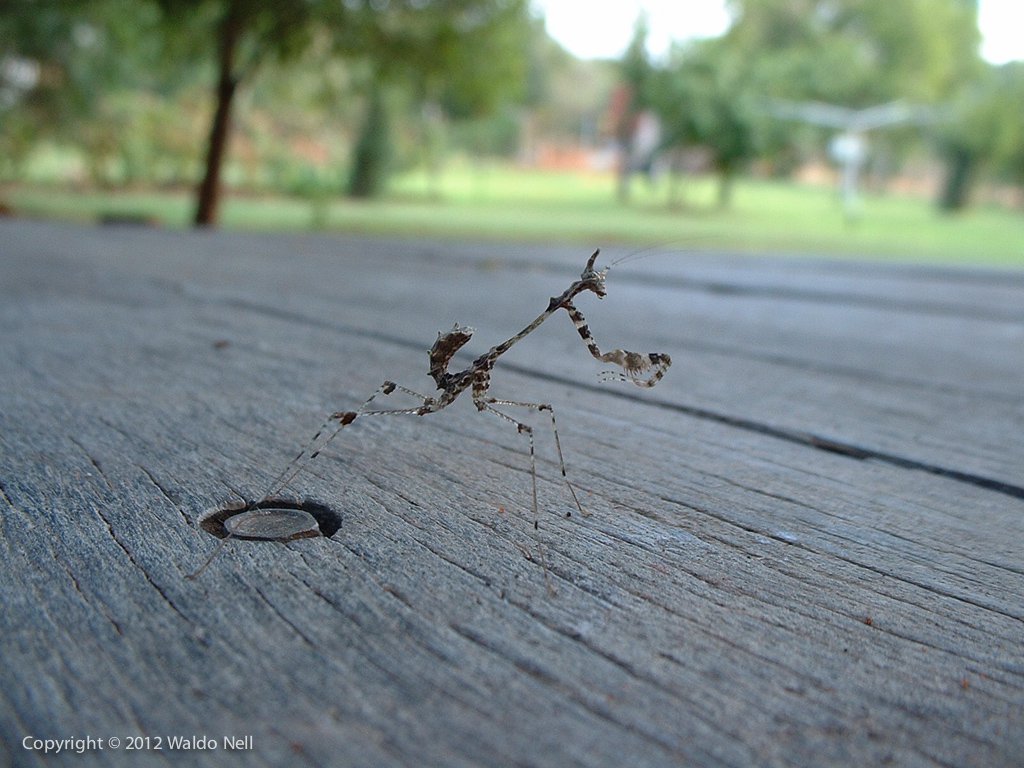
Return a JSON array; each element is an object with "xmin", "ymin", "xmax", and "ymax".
[{"xmin": 579, "ymin": 249, "xmax": 608, "ymax": 298}]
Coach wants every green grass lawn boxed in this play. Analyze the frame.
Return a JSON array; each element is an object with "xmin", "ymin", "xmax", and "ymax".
[{"xmin": 7, "ymin": 165, "xmax": 1023, "ymax": 266}]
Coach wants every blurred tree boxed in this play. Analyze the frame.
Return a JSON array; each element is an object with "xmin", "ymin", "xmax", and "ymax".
[
  {"xmin": 3, "ymin": 0, "xmax": 529, "ymax": 210},
  {"xmin": 720, "ymin": 0, "xmax": 983, "ymax": 207},
  {"xmin": 651, "ymin": 38, "xmax": 761, "ymax": 208},
  {"xmin": 330, "ymin": 0, "xmax": 530, "ymax": 198},
  {"xmin": 991, "ymin": 64, "xmax": 1024, "ymax": 197},
  {"xmin": 637, "ymin": 0, "xmax": 983, "ymax": 211},
  {"xmin": 510, "ymin": 15, "xmax": 614, "ymax": 179},
  {"xmin": 723, "ymin": 0, "xmax": 981, "ymax": 105},
  {"xmin": 154, "ymin": 0, "xmax": 320, "ymax": 225},
  {"xmin": 0, "ymin": 0, "xmax": 170, "ymax": 180},
  {"xmin": 939, "ymin": 61, "xmax": 1024, "ymax": 210},
  {"xmin": 612, "ymin": 16, "xmax": 656, "ymax": 201},
  {"xmin": 527, "ymin": 34, "xmax": 614, "ymax": 141}
]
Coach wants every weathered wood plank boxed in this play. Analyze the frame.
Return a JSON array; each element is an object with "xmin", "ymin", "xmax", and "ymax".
[
  {"xmin": 141, "ymin": 229, "xmax": 1019, "ymax": 488},
  {"xmin": 1, "ymin": 219, "xmax": 1022, "ymax": 767}
]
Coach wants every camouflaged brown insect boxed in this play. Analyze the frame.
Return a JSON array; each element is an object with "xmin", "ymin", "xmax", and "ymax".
[{"xmin": 258, "ymin": 249, "xmax": 671, "ymax": 526}]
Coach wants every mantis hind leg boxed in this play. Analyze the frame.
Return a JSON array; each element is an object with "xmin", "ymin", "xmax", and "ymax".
[{"xmin": 478, "ymin": 396, "xmax": 586, "ymax": 526}]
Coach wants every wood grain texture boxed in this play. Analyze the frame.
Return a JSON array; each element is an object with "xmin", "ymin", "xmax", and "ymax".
[{"xmin": 1, "ymin": 219, "xmax": 1021, "ymax": 767}]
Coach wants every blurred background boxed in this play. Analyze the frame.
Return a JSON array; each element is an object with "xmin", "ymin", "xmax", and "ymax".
[{"xmin": 1, "ymin": 0, "xmax": 1021, "ymax": 264}]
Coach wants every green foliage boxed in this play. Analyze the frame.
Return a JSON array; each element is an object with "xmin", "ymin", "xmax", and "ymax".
[
  {"xmin": 333, "ymin": 0, "xmax": 531, "ymax": 198},
  {"xmin": 724, "ymin": 0, "xmax": 981, "ymax": 105},
  {"xmin": 153, "ymin": 0, "xmax": 320, "ymax": 75},
  {"xmin": 939, "ymin": 61, "xmax": 1024, "ymax": 207},
  {"xmin": 521, "ymin": 21, "xmax": 615, "ymax": 143},
  {"xmin": 449, "ymin": 107, "xmax": 521, "ymax": 157},
  {"xmin": 0, "ymin": 0, "xmax": 171, "ymax": 175},
  {"xmin": 645, "ymin": 0, "xmax": 993, "ymax": 207},
  {"xmin": 650, "ymin": 38, "xmax": 764, "ymax": 205},
  {"xmin": 3, "ymin": 0, "xmax": 1019, "ymax": 217},
  {"xmin": 969, "ymin": 63, "xmax": 1024, "ymax": 187},
  {"xmin": 0, "ymin": 0, "xmax": 533, "ymax": 192},
  {"xmin": 619, "ymin": 14, "xmax": 655, "ymax": 102},
  {"xmin": 434, "ymin": 1, "xmax": 531, "ymax": 119},
  {"xmin": 323, "ymin": 0, "xmax": 529, "ymax": 118}
]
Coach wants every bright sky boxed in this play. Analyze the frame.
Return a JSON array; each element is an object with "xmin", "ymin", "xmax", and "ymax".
[{"xmin": 532, "ymin": 0, "xmax": 1023, "ymax": 65}]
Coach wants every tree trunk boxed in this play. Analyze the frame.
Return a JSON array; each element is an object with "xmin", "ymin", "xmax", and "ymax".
[
  {"xmin": 938, "ymin": 144, "xmax": 975, "ymax": 213},
  {"xmin": 717, "ymin": 168, "xmax": 734, "ymax": 209},
  {"xmin": 666, "ymin": 148, "xmax": 686, "ymax": 211},
  {"xmin": 195, "ymin": 10, "xmax": 242, "ymax": 227},
  {"xmin": 348, "ymin": 82, "xmax": 391, "ymax": 199}
]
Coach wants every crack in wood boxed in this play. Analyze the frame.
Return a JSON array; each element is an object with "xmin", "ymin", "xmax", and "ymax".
[
  {"xmin": 402, "ymin": 250, "xmax": 1024, "ymax": 323},
  {"xmin": 334, "ymin": 479, "xmax": 925, "ymax": 759},
  {"xmin": 0, "ymin": 479, "xmax": 21, "ymax": 514},
  {"xmin": 67, "ymin": 436, "xmax": 115, "ymax": 492},
  {"xmin": 138, "ymin": 464, "xmax": 191, "ymax": 528},
  {"xmin": 672, "ymin": 487, "xmax": 1024, "ymax": 625},
  {"xmin": 445, "ymin": 620, "xmax": 723, "ymax": 765},
  {"xmin": 49, "ymin": 550, "xmax": 126, "ymax": 637},
  {"xmin": 222, "ymin": 296, "xmax": 1024, "ymax": 503},
  {"xmin": 679, "ymin": 467, "xmax": 1020, "ymax": 578},
  {"xmin": 515, "ymin": 365, "xmax": 1024, "ymax": 503},
  {"xmin": 88, "ymin": 503, "xmax": 193, "ymax": 626},
  {"xmin": 667, "ymin": 336, "xmax": 1022, "ymax": 403},
  {"xmin": 252, "ymin": 583, "xmax": 316, "ymax": 648}
]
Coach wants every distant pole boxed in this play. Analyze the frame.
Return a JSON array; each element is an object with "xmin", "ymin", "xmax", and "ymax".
[
  {"xmin": 829, "ymin": 132, "xmax": 867, "ymax": 222},
  {"xmin": 767, "ymin": 100, "xmax": 930, "ymax": 222}
]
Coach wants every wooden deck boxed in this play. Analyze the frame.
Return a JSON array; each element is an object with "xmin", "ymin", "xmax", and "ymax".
[{"xmin": 1, "ymin": 218, "xmax": 1022, "ymax": 767}]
